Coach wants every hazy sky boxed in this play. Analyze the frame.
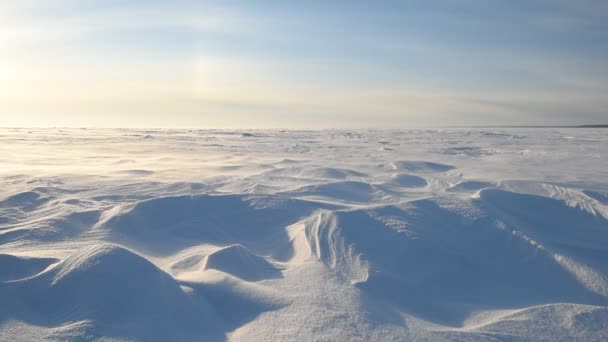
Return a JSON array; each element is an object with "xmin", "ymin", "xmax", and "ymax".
[{"xmin": 1, "ymin": 0, "xmax": 607, "ymax": 128}]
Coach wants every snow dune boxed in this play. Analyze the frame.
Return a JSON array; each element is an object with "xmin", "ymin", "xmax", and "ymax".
[{"xmin": 1, "ymin": 127, "xmax": 607, "ymax": 341}]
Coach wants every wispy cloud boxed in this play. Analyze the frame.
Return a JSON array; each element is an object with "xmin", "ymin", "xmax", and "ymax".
[{"xmin": 1, "ymin": 1, "xmax": 606, "ymax": 127}]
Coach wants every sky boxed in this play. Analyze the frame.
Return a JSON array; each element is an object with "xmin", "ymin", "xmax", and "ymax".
[{"xmin": 1, "ymin": 0, "xmax": 607, "ymax": 128}]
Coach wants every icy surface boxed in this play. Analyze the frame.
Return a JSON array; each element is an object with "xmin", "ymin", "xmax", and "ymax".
[{"xmin": 0, "ymin": 127, "xmax": 607, "ymax": 341}]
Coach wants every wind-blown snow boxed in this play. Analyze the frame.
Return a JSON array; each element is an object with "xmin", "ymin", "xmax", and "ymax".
[{"xmin": 0, "ymin": 127, "xmax": 607, "ymax": 341}]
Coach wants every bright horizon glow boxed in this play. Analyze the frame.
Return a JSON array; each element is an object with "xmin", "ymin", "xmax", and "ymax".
[{"xmin": 1, "ymin": 1, "xmax": 607, "ymax": 128}]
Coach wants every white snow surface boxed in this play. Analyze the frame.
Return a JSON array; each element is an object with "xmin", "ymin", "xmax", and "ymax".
[{"xmin": 0, "ymin": 127, "xmax": 607, "ymax": 341}]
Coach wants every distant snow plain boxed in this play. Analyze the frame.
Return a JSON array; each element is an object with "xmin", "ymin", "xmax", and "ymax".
[{"xmin": 0, "ymin": 127, "xmax": 607, "ymax": 341}]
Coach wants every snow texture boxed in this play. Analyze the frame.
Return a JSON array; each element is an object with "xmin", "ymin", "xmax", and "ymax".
[{"xmin": 1, "ymin": 127, "xmax": 607, "ymax": 341}]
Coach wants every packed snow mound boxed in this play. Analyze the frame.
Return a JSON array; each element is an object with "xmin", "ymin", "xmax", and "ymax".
[
  {"xmin": 281, "ymin": 181, "xmax": 385, "ymax": 203},
  {"xmin": 304, "ymin": 211, "xmax": 369, "ymax": 284},
  {"xmin": 261, "ymin": 167, "xmax": 367, "ymax": 180},
  {"xmin": 40, "ymin": 244, "xmax": 195, "ymax": 319},
  {"xmin": 478, "ymin": 188, "xmax": 608, "ymax": 252},
  {"xmin": 0, "ymin": 207, "xmax": 103, "ymax": 245},
  {"xmin": 303, "ymin": 198, "xmax": 607, "ymax": 325},
  {"xmin": 0, "ymin": 254, "xmax": 57, "ymax": 282},
  {"xmin": 171, "ymin": 253, "xmax": 207, "ymax": 271},
  {"xmin": 103, "ymin": 194, "xmax": 323, "ymax": 254},
  {"xmin": 432, "ymin": 303, "xmax": 608, "ymax": 340},
  {"xmin": 1, "ymin": 244, "xmax": 225, "ymax": 341},
  {"xmin": 50, "ymin": 244, "xmax": 169, "ymax": 285},
  {"xmin": 388, "ymin": 160, "xmax": 455, "ymax": 173},
  {"xmin": 213, "ymin": 180, "xmax": 278, "ymax": 194},
  {"xmin": 0, "ymin": 191, "xmax": 48, "ymax": 209},
  {"xmin": 387, "ymin": 174, "xmax": 428, "ymax": 187},
  {"xmin": 483, "ymin": 303, "xmax": 608, "ymax": 337},
  {"xmin": 202, "ymin": 244, "xmax": 281, "ymax": 281},
  {"xmin": 584, "ymin": 190, "xmax": 608, "ymax": 205},
  {"xmin": 448, "ymin": 180, "xmax": 495, "ymax": 192}
]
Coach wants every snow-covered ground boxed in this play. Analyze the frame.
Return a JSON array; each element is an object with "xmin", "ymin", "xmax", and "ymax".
[{"xmin": 1, "ymin": 127, "xmax": 607, "ymax": 341}]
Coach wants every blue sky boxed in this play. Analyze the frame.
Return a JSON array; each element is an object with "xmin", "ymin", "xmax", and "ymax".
[{"xmin": 1, "ymin": 0, "xmax": 607, "ymax": 127}]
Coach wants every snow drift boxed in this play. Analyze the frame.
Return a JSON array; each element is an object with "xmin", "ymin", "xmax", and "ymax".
[{"xmin": 1, "ymin": 127, "xmax": 607, "ymax": 341}]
